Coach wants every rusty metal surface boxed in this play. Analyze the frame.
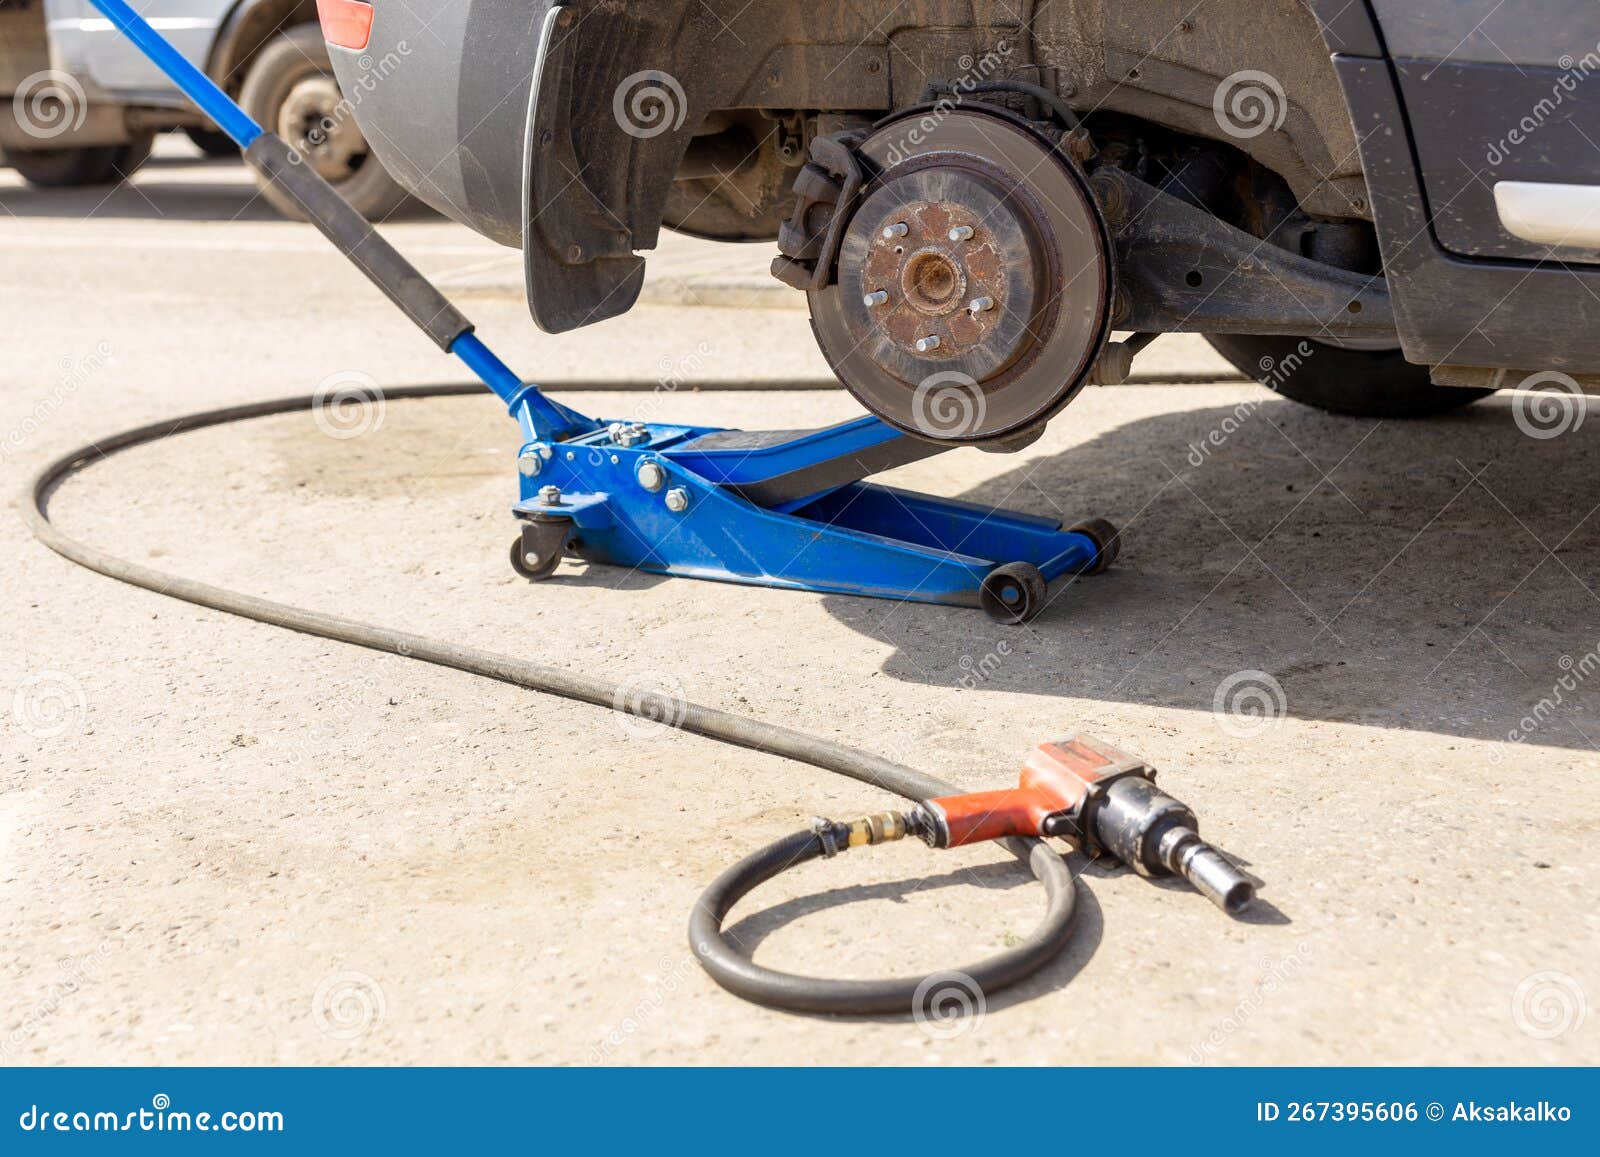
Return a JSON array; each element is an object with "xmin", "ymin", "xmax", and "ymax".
[
  {"xmin": 1094, "ymin": 167, "xmax": 1396, "ymax": 339},
  {"xmin": 807, "ymin": 106, "xmax": 1112, "ymax": 445}
]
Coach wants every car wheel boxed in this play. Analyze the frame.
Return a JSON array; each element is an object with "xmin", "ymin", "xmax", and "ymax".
[
  {"xmin": 1203, "ymin": 333, "xmax": 1493, "ymax": 418},
  {"xmin": 4, "ymin": 133, "xmax": 155, "ymax": 187},
  {"xmin": 238, "ymin": 23, "xmax": 409, "ymax": 221},
  {"xmin": 184, "ymin": 126, "xmax": 238, "ymax": 158}
]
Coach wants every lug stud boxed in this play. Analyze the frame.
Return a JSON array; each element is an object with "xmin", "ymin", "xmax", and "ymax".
[
  {"xmin": 968, "ymin": 295, "xmax": 995, "ymax": 313},
  {"xmin": 882, "ymin": 222, "xmax": 909, "ymax": 239},
  {"xmin": 862, "ymin": 289, "xmax": 889, "ymax": 307},
  {"xmin": 914, "ymin": 335, "xmax": 941, "ymax": 353},
  {"xmin": 948, "ymin": 225, "xmax": 974, "ymax": 242}
]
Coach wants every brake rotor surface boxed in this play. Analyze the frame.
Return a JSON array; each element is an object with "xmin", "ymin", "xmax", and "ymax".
[{"xmin": 808, "ymin": 108, "xmax": 1112, "ymax": 445}]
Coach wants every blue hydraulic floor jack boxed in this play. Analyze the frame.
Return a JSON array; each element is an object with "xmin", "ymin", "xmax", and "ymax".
[{"xmin": 87, "ymin": 0, "xmax": 1118, "ymax": 624}]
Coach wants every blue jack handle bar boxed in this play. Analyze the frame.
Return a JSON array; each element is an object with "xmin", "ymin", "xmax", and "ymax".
[{"xmin": 84, "ymin": 0, "xmax": 585, "ymax": 439}]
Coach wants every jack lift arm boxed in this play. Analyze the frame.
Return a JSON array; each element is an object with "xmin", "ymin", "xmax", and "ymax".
[{"xmin": 51, "ymin": 0, "xmax": 1255, "ymax": 1017}]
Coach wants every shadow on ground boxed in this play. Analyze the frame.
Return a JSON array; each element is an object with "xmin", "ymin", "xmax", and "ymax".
[{"xmin": 821, "ymin": 393, "xmax": 1600, "ymax": 753}]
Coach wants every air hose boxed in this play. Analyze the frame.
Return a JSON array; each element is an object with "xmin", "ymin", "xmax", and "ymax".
[{"xmin": 24, "ymin": 385, "xmax": 1079, "ymax": 1018}]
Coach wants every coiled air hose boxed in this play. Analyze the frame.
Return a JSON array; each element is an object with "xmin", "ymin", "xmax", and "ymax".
[{"xmin": 25, "ymin": 386, "xmax": 1079, "ymax": 1017}]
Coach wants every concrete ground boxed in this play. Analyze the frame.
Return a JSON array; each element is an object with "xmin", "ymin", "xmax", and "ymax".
[{"xmin": 2, "ymin": 139, "xmax": 1596, "ymax": 1066}]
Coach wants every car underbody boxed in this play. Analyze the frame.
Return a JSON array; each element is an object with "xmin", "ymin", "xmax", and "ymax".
[{"xmin": 328, "ymin": 1, "xmax": 1600, "ymax": 446}]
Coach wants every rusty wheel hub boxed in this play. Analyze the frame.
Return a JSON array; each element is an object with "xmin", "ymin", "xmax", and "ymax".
[
  {"xmin": 855, "ymin": 186, "xmax": 1041, "ymax": 383},
  {"xmin": 808, "ymin": 108, "xmax": 1113, "ymax": 445}
]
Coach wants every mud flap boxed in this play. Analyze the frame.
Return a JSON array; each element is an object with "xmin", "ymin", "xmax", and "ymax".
[{"xmin": 520, "ymin": 3, "xmax": 647, "ymax": 333}]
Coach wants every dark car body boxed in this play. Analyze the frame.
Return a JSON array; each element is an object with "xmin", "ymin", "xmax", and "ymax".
[{"xmin": 326, "ymin": 1, "xmax": 1600, "ymax": 408}]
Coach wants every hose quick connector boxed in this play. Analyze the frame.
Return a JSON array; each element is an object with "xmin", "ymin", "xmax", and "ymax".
[{"xmin": 811, "ymin": 812, "xmax": 911, "ymax": 857}]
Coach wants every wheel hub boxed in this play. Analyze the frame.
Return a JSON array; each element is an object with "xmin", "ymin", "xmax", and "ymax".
[
  {"xmin": 854, "ymin": 186, "xmax": 1041, "ymax": 383},
  {"xmin": 279, "ymin": 76, "xmax": 365, "ymax": 183},
  {"xmin": 807, "ymin": 109, "xmax": 1113, "ymax": 445}
]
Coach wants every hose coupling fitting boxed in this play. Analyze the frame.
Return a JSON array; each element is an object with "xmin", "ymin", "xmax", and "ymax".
[
  {"xmin": 910, "ymin": 734, "xmax": 1255, "ymax": 915},
  {"xmin": 811, "ymin": 811, "xmax": 912, "ymax": 857}
]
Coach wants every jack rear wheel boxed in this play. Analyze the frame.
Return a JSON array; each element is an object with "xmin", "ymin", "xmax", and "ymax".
[
  {"xmin": 980, "ymin": 562, "xmax": 1047, "ymax": 624},
  {"xmin": 1067, "ymin": 518, "xmax": 1121, "ymax": 575}
]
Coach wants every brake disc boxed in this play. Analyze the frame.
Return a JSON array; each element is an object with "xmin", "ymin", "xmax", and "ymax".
[{"xmin": 807, "ymin": 107, "xmax": 1113, "ymax": 446}]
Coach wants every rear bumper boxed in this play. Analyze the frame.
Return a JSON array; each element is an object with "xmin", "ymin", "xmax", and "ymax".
[
  {"xmin": 325, "ymin": 0, "xmax": 543, "ymax": 249},
  {"xmin": 332, "ymin": 1, "xmax": 757, "ymax": 334}
]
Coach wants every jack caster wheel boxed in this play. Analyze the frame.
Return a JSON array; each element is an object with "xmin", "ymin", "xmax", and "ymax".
[
  {"xmin": 980, "ymin": 562, "xmax": 1048, "ymax": 624},
  {"xmin": 509, "ymin": 537, "xmax": 561, "ymax": 580},
  {"xmin": 1067, "ymin": 518, "xmax": 1121, "ymax": 575},
  {"xmin": 510, "ymin": 520, "xmax": 570, "ymax": 581}
]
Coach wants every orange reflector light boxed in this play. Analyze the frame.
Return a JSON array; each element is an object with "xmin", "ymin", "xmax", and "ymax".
[{"xmin": 317, "ymin": 0, "xmax": 373, "ymax": 51}]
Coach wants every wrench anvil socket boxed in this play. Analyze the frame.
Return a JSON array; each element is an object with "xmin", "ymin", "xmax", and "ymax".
[{"xmin": 910, "ymin": 734, "xmax": 1255, "ymax": 915}]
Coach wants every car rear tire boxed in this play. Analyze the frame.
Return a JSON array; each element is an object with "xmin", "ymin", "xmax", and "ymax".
[
  {"xmin": 4, "ymin": 133, "xmax": 155, "ymax": 187},
  {"xmin": 1203, "ymin": 334, "xmax": 1493, "ymax": 418},
  {"xmin": 238, "ymin": 23, "xmax": 409, "ymax": 222},
  {"xmin": 184, "ymin": 126, "xmax": 238, "ymax": 158}
]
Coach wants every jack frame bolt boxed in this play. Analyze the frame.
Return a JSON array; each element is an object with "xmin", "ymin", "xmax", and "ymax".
[
  {"xmin": 863, "ymin": 289, "xmax": 889, "ymax": 307},
  {"xmin": 664, "ymin": 487, "xmax": 690, "ymax": 513},
  {"xmin": 637, "ymin": 461, "xmax": 666, "ymax": 492},
  {"xmin": 969, "ymin": 295, "xmax": 995, "ymax": 313},
  {"xmin": 538, "ymin": 484, "xmax": 562, "ymax": 505},
  {"xmin": 882, "ymin": 222, "xmax": 909, "ymax": 239},
  {"xmin": 948, "ymin": 225, "xmax": 974, "ymax": 242},
  {"xmin": 518, "ymin": 451, "xmax": 544, "ymax": 477},
  {"xmin": 613, "ymin": 422, "xmax": 648, "ymax": 448},
  {"xmin": 914, "ymin": 335, "xmax": 941, "ymax": 353}
]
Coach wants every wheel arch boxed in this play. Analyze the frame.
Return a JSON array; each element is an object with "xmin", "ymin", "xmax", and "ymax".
[{"xmin": 207, "ymin": 0, "xmax": 319, "ymax": 94}]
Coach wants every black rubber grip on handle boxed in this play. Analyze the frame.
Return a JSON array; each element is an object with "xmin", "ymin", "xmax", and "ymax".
[{"xmin": 244, "ymin": 133, "xmax": 472, "ymax": 351}]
